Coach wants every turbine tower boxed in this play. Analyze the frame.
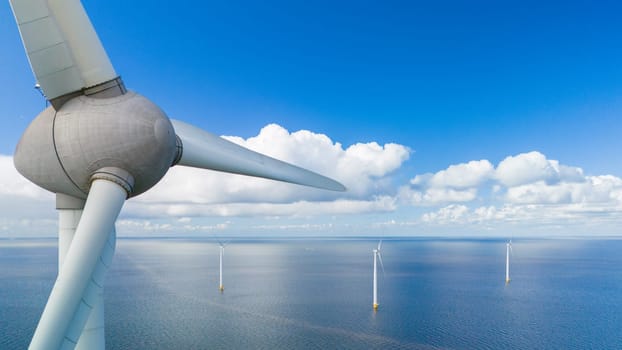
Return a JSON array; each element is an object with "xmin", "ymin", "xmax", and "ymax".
[
  {"xmin": 219, "ymin": 242, "xmax": 225, "ymax": 292},
  {"xmin": 372, "ymin": 240, "xmax": 384, "ymax": 310},
  {"xmin": 505, "ymin": 240, "xmax": 512, "ymax": 284},
  {"xmin": 7, "ymin": 1, "xmax": 345, "ymax": 349}
]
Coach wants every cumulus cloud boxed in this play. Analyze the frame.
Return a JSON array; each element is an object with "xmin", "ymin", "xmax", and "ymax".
[
  {"xmin": 426, "ymin": 160, "xmax": 494, "ymax": 189},
  {"xmin": 505, "ymin": 175, "xmax": 622, "ymax": 204},
  {"xmin": 226, "ymin": 124, "xmax": 410, "ymax": 197},
  {"xmin": 134, "ymin": 124, "xmax": 409, "ymax": 210},
  {"xmin": 495, "ymin": 151, "xmax": 584, "ymax": 187},
  {"xmin": 400, "ymin": 151, "xmax": 610, "ymax": 207},
  {"xmin": 400, "ymin": 159, "xmax": 492, "ymax": 206},
  {"xmin": 400, "ymin": 151, "xmax": 622, "ymax": 234},
  {"xmin": 495, "ymin": 151, "xmax": 558, "ymax": 186}
]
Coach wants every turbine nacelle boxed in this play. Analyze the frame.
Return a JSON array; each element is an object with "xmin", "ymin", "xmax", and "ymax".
[{"xmin": 14, "ymin": 91, "xmax": 178, "ymax": 199}]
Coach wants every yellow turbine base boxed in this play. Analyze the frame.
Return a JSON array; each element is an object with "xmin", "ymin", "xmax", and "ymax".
[
  {"xmin": 219, "ymin": 285, "xmax": 224, "ymax": 292},
  {"xmin": 505, "ymin": 279, "xmax": 510, "ymax": 284},
  {"xmin": 373, "ymin": 303, "xmax": 379, "ymax": 310}
]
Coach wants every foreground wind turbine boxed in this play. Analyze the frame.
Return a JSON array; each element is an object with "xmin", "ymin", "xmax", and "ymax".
[
  {"xmin": 372, "ymin": 240, "xmax": 385, "ymax": 310},
  {"xmin": 505, "ymin": 240, "xmax": 512, "ymax": 284},
  {"xmin": 8, "ymin": 1, "xmax": 345, "ymax": 349}
]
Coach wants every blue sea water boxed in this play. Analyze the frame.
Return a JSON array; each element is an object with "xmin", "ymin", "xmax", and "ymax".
[{"xmin": 1, "ymin": 237, "xmax": 621, "ymax": 349}]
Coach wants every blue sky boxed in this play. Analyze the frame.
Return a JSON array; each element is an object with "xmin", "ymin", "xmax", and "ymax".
[{"xmin": 1, "ymin": 1, "xmax": 622, "ymax": 237}]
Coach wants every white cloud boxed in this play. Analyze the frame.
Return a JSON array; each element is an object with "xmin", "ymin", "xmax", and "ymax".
[
  {"xmin": 399, "ymin": 151, "xmax": 622, "ymax": 234},
  {"xmin": 427, "ymin": 160, "xmax": 494, "ymax": 188},
  {"xmin": 0, "ymin": 155, "xmax": 55, "ymax": 236},
  {"xmin": 505, "ymin": 175, "xmax": 622, "ymax": 204},
  {"xmin": 125, "ymin": 196, "xmax": 396, "ymax": 218},
  {"xmin": 402, "ymin": 151, "xmax": 614, "ymax": 206},
  {"xmin": 495, "ymin": 151, "xmax": 558, "ymax": 186},
  {"xmin": 400, "ymin": 159, "xmax": 492, "ymax": 206},
  {"xmin": 0, "ymin": 155, "xmax": 50, "ymax": 199},
  {"xmin": 494, "ymin": 151, "xmax": 584, "ymax": 187},
  {"xmin": 421, "ymin": 204, "xmax": 469, "ymax": 223},
  {"xmin": 400, "ymin": 160, "xmax": 494, "ymax": 207},
  {"xmin": 337, "ymin": 141, "xmax": 410, "ymax": 195},
  {"xmin": 505, "ymin": 181, "xmax": 575, "ymax": 204},
  {"xmin": 399, "ymin": 186, "xmax": 477, "ymax": 206},
  {"xmin": 414, "ymin": 201, "xmax": 622, "ymax": 237},
  {"xmin": 135, "ymin": 124, "xmax": 410, "ymax": 208}
]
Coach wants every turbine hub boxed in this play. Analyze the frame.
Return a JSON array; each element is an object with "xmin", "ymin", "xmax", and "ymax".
[{"xmin": 14, "ymin": 92, "xmax": 178, "ymax": 198}]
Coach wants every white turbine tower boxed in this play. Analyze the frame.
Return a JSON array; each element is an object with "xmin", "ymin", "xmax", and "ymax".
[
  {"xmin": 505, "ymin": 240, "xmax": 512, "ymax": 284},
  {"xmin": 218, "ymin": 242, "xmax": 226, "ymax": 292},
  {"xmin": 7, "ymin": 1, "xmax": 345, "ymax": 349},
  {"xmin": 372, "ymin": 240, "xmax": 385, "ymax": 310}
]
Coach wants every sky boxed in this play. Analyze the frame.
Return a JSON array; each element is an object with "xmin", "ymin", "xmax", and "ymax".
[{"xmin": 1, "ymin": 0, "xmax": 622, "ymax": 237}]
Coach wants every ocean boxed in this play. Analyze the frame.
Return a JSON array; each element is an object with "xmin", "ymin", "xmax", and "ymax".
[{"xmin": 1, "ymin": 237, "xmax": 621, "ymax": 349}]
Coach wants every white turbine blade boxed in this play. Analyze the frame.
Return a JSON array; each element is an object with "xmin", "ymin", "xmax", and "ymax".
[
  {"xmin": 29, "ymin": 179, "xmax": 126, "ymax": 349},
  {"xmin": 377, "ymin": 240, "xmax": 382, "ymax": 251},
  {"xmin": 9, "ymin": 0, "xmax": 117, "ymax": 101},
  {"xmin": 377, "ymin": 252, "xmax": 386, "ymax": 277},
  {"xmin": 171, "ymin": 119, "xmax": 346, "ymax": 192}
]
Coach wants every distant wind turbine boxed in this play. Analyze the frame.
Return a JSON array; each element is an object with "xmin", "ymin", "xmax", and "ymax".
[
  {"xmin": 372, "ymin": 240, "xmax": 385, "ymax": 310},
  {"xmin": 218, "ymin": 242, "xmax": 227, "ymax": 292},
  {"xmin": 505, "ymin": 240, "xmax": 513, "ymax": 284}
]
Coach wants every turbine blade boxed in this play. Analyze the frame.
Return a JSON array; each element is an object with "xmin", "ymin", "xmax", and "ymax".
[
  {"xmin": 29, "ymin": 179, "xmax": 126, "ymax": 349},
  {"xmin": 171, "ymin": 119, "xmax": 346, "ymax": 192},
  {"xmin": 378, "ymin": 240, "xmax": 382, "ymax": 251},
  {"xmin": 9, "ymin": 0, "xmax": 118, "ymax": 102},
  {"xmin": 377, "ymin": 252, "xmax": 386, "ymax": 276}
]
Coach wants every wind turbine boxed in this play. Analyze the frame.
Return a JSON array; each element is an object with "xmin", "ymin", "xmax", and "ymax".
[
  {"xmin": 7, "ymin": 1, "xmax": 345, "ymax": 349},
  {"xmin": 372, "ymin": 240, "xmax": 385, "ymax": 310},
  {"xmin": 505, "ymin": 240, "xmax": 512, "ymax": 284},
  {"xmin": 218, "ymin": 242, "xmax": 227, "ymax": 292}
]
